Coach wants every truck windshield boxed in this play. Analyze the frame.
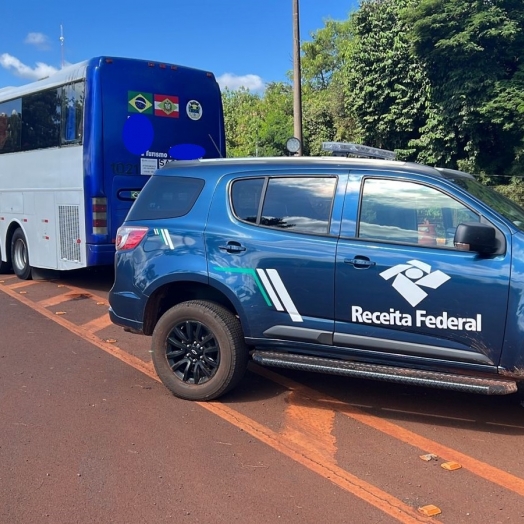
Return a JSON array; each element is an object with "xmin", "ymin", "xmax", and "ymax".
[{"xmin": 447, "ymin": 176, "xmax": 524, "ymax": 232}]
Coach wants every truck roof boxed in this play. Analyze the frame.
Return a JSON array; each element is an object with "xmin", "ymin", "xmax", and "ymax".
[{"xmin": 156, "ymin": 155, "xmax": 467, "ymax": 179}]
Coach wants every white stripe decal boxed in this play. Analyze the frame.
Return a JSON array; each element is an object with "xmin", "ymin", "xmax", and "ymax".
[
  {"xmin": 157, "ymin": 228, "xmax": 174, "ymax": 249},
  {"xmin": 163, "ymin": 229, "xmax": 174, "ymax": 250},
  {"xmin": 256, "ymin": 269, "xmax": 284, "ymax": 311},
  {"xmin": 266, "ymin": 269, "xmax": 303, "ymax": 322}
]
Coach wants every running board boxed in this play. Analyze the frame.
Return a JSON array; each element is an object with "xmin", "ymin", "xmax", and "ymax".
[{"xmin": 251, "ymin": 351, "xmax": 518, "ymax": 395}]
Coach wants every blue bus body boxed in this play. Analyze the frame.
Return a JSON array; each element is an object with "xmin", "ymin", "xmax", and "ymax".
[
  {"xmin": 85, "ymin": 57, "xmax": 225, "ymax": 265},
  {"xmin": 0, "ymin": 56, "xmax": 225, "ymax": 277}
]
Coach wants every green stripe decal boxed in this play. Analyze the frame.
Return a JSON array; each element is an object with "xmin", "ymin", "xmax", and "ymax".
[{"xmin": 214, "ymin": 267, "xmax": 272, "ymax": 306}]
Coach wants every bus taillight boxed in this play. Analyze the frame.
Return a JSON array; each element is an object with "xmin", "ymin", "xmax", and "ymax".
[{"xmin": 92, "ymin": 197, "xmax": 108, "ymax": 235}]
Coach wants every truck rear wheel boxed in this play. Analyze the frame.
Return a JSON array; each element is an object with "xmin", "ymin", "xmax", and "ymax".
[{"xmin": 151, "ymin": 300, "xmax": 248, "ymax": 401}]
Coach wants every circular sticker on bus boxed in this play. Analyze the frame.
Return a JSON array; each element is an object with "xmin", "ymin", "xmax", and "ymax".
[{"xmin": 186, "ymin": 100, "xmax": 203, "ymax": 121}]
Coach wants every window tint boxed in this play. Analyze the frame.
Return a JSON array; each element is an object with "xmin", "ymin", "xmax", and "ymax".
[
  {"xmin": 127, "ymin": 176, "xmax": 205, "ymax": 220},
  {"xmin": 450, "ymin": 176, "xmax": 524, "ymax": 232},
  {"xmin": 232, "ymin": 176, "xmax": 337, "ymax": 234},
  {"xmin": 22, "ymin": 89, "xmax": 61, "ymax": 150},
  {"xmin": 61, "ymin": 81, "xmax": 84, "ymax": 144},
  {"xmin": 261, "ymin": 177, "xmax": 336, "ymax": 234},
  {"xmin": 231, "ymin": 178, "xmax": 264, "ymax": 223},
  {"xmin": 232, "ymin": 176, "xmax": 336, "ymax": 234},
  {"xmin": 359, "ymin": 178, "xmax": 479, "ymax": 247},
  {"xmin": 0, "ymin": 82, "xmax": 85, "ymax": 155},
  {"xmin": 0, "ymin": 98, "xmax": 22, "ymax": 153}
]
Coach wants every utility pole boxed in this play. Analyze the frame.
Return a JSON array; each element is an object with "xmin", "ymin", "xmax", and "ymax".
[{"xmin": 292, "ymin": 0, "xmax": 303, "ymax": 155}]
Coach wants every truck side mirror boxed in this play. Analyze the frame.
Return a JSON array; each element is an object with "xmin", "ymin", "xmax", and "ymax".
[{"xmin": 454, "ymin": 222, "xmax": 498, "ymax": 254}]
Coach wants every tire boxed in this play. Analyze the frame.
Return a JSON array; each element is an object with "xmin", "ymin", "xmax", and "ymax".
[
  {"xmin": 11, "ymin": 229, "xmax": 32, "ymax": 280},
  {"xmin": 151, "ymin": 300, "xmax": 248, "ymax": 401}
]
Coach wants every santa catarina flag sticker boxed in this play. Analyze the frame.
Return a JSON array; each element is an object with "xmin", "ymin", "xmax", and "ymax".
[{"xmin": 154, "ymin": 95, "xmax": 180, "ymax": 118}]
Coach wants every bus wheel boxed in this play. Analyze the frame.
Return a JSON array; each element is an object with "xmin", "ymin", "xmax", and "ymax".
[
  {"xmin": 11, "ymin": 229, "xmax": 32, "ymax": 280},
  {"xmin": 151, "ymin": 300, "xmax": 248, "ymax": 401}
]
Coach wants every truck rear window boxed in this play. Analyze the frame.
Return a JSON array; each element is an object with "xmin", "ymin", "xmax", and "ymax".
[{"xmin": 126, "ymin": 176, "xmax": 205, "ymax": 220}]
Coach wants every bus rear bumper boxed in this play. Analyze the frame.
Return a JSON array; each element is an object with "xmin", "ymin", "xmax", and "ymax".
[{"xmin": 86, "ymin": 243, "xmax": 116, "ymax": 266}]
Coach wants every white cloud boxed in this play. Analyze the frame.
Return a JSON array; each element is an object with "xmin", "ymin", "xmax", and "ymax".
[
  {"xmin": 24, "ymin": 32, "xmax": 50, "ymax": 50},
  {"xmin": 217, "ymin": 73, "xmax": 265, "ymax": 92},
  {"xmin": 0, "ymin": 53, "xmax": 58, "ymax": 80}
]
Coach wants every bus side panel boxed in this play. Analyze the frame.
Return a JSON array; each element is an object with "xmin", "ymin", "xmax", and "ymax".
[
  {"xmin": 0, "ymin": 146, "xmax": 85, "ymax": 270},
  {"xmin": 82, "ymin": 58, "xmax": 108, "ymax": 265}
]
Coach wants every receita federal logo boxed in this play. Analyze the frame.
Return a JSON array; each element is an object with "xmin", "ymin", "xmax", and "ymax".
[
  {"xmin": 352, "ymin": 259, "xmax": 481, "ymax": 331},
  {"xmin": 379, "ymin": 260, "xmax": 450, "ymax": 307}
]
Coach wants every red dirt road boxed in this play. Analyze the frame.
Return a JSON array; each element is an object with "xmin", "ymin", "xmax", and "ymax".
[{"xmin": 1, "ymin": 269, "xmax": 523, "ymax": 523}]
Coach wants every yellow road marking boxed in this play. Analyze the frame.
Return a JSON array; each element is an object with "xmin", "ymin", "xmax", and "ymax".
[
  {"xmin": 253, "ymin": 365, "xmax": 524, "ymax": 498},
  {"xmin": 4, "ymin": 281, "xmax": 524, "ymax": 516},
  {"xmin": 7, "ymin": 280, "xmax": 41, "ymax": 290},
  {"xmin": 81, "ymin": 314, "xmax": 114, "ymax": 333},
  {"xmin": 206, "ymin": 401, "xmax": 432, "ymax": 524},
  {"xmin": 0, "ymin": 283, "xmax": 154, "ymax": 377},
  {"xmin": 3, "ymin": 279, "xmax": 523, "ymax": 514},
  {"xmin": 38, "ymin": 294, "xmax": 77, "ymax": 307}
]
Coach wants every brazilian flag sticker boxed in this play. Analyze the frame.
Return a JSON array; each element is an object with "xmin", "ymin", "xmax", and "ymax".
[{"xmin": 128, "ymin": 91, "xmax": 153, "ymax": 114}]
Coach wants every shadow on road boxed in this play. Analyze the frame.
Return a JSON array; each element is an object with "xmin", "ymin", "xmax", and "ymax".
[{"xmin": 227, "ymin": 366, "xmax": 524, "ymax": 436}]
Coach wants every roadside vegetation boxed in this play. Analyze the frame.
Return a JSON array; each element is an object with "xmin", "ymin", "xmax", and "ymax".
[{"xmin": 222, "ymin": 0, "xmax": 524, "ymax": 205}]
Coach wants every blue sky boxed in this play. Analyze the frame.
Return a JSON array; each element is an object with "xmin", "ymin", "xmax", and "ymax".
[{"xmin": 1, "ymin": 0, "xmax": 359, "ymax": 92}]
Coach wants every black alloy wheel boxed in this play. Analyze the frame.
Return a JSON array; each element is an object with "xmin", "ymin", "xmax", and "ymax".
[
  {"xmin": 166, "ymin": 319, "xmax": 220, "ymax": 385},
  {"xmin": 152, "ymin": 300, "xmax": 248, "ymax": 401}
]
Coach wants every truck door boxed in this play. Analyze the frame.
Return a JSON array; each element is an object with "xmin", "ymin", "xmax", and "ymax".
[
  {"xmin": 205, "ymin": 171, "xmax": 345, "ymax": 344},
  {"xmin": 334, "ymin": 173, "xmax": 511, "ymax": 368}
]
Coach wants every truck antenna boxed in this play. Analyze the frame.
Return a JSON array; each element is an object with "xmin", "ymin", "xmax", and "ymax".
[{"xmin": 59, "ymin": 25, "xmax": 65, "ymax": 68}]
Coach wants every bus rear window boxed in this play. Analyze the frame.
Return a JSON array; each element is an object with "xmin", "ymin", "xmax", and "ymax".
[{"xmin": 126, "ymin": 176, "xmax": 205, "ymax": 220}]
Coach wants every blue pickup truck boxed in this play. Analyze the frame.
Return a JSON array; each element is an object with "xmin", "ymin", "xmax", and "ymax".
[{"xmin": 109, "ymin": 144, "xmax": 524, "ymax": 401}]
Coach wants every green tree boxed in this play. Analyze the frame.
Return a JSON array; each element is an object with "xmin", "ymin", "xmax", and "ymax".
[
  {"xmin": 301, "ymin": 19, "xmax": 360, "ymax": 155},
  {"xmin": 256, "ymin": 82, "xmax": 294, "ymax": 156},
  {"xmin": 343, "ymin": 0, "xmax": 430, "ymax": 157},
  {"xmin": 221, "ymin": 87, "xmax": 262, "ymax": 157},
  {"xmin": 403, "ymin": 0, "xmax": 524, "ymax": 176},
  {"xmin": 222, "ymin": 83, "xmax": 294, "ymax": 157}
]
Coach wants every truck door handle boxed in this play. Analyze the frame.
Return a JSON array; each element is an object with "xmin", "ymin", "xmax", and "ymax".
[
  {"xmin": 345, "ymin": 257, "xmax": 376, "ymax": 268},
  {"xmin": 219, "ymin": 242, "xmax": 247, "ymax": 253}
]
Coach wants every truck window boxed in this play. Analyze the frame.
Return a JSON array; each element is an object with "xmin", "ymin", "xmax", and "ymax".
[
  {"xmin": 358, "ymin": 178, "xmax": 479, "ymax": 247},
  {"xmin": 231, "ymin": 176, "xmax": 337, "ymax": 235}
]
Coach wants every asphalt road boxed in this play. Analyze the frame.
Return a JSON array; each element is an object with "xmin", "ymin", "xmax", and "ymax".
[{"xmin": 1, "ymin": 267, "xmax": 523, "ymax": 524}]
